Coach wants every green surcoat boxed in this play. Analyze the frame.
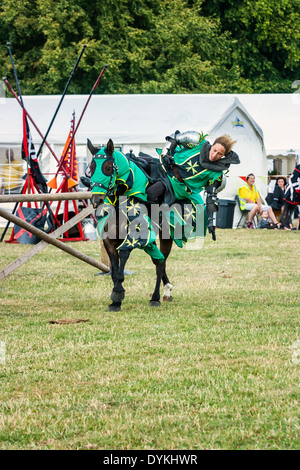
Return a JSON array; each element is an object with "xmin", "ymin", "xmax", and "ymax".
[{"xmin": 158, "ymin": 140, "xmax": 223, "ymax": 205}]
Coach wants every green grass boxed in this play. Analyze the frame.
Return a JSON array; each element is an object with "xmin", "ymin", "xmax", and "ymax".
[{"xmin": 0, "ymin": 227, "xmax": 299, "ymax": 450}]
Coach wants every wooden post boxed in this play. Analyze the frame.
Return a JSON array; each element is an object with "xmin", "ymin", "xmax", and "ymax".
[
  {"xmin": 0, "ymin": 205, "xmax": 100, "ymax": 280},
  {"xmin": 0, "ymin": 207, "xmax": 110, "ymax": 274}
]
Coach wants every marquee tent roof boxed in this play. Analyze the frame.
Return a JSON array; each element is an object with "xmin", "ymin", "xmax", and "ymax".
[{"xmin": 1, "ymin": 93, "xmax": 299, "ymax": 157}]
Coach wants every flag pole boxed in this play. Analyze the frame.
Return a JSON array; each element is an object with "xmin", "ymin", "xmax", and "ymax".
[
  {"xmin": 48, "ymin": 65, "xmax": 108, "ymax": 226},
  {"xmin": 3, "ymin": 78, "xmax": 69, "ymax": 180},
  {"xmin": 53, "ymin": 65, "xmax": 108, "ymax": 177},
  {"xmin": 6, "ymin": 42, "xmax": 30, "ymax": 189},
  {"xmin": 1, "ymin": 43, "xmax": 29, "ymax": 242},
  {"xmin": 4, "ymin": 64, "xmax": 108, "ymax": 179},
  {"xmin": 2, "ymin": 78, "xmax": 98, "ymax": 227},
  {"xmin": 6, "ymin": 42, "xmax": 24, "ymax": 107},
  {"xmin": 2, "ymin": 44, "xmax": 53, "ymax": 241},
  {"xmin": 36, "ymin": 44, "xmax": 87, "ymax": 159}
]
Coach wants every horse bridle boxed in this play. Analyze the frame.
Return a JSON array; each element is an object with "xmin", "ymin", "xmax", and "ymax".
[{"xmin": 90, "ymin": 152, "xmax": 119, "ymax": 197}]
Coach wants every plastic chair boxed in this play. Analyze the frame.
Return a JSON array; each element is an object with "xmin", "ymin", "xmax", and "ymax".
[{"xmin": 235, "ymin": 195, "xmax": 257, "ymax": 228}]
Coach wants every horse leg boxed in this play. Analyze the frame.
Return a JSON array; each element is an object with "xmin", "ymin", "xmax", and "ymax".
[
  {"xmin": 160, "ymin": 237, "xmax": 174, "ymax": 302},
  {"xmin": 162, "ymin": 275, "xmax": 173, "ymax": 302},
  {"xmin": 110, "ymin": 249, "xmax": 131, "ymax": 304},
  {"xmin": 148, "ymin": 235, "xmax": 174, "ymax": 307},
  {"xmin": 149, "ymin": 257, "xmax": 166, "ymax": 307},
  {"xmin": 103, "ymin": 239, "xmax": 126, "ymax": 312}
]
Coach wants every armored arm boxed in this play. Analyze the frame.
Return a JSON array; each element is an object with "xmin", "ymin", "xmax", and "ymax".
[
  {"xmin": 205, "ymin": 177, "xmax": 224, "ymax": 241},
  {"xmin": 175, "ymin": 131, "xmax": 203, "ymax": 147},
  {"xmin": 160, "ymin": 130, "xmax": 180, "ymax": 165},
  {"xmin": 161, "ymin": 130, "xmax": 203, "ymax": 165}
]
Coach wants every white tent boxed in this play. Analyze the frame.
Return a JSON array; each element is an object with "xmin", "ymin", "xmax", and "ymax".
[
  {"xmin": 237, "ymin": 93, "xmax": 300, "ymax": 156},
  {"xmin": 0, "ymin": 93, "xmax": 299, "ymax": 226},
  {"xmin": 237, "ymin": 94, "xmax": 300, "ymax": 177},
  {"xmin": 2, "ymin": 93, "xmax": 298, "ymax": 151},
  {"xmin": 0, "ymin": 94, "xmax": 267, "ymax": 185}
]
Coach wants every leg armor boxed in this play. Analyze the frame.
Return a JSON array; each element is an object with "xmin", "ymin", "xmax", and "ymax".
[{"xmin": 205, "ymin": 178, "xmax": 224, "ymax": 241}]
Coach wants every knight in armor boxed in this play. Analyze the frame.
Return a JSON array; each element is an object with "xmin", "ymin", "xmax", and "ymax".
[{"xmin": 149, "ymin": 131, "xmax": 240, "ymax": 240}]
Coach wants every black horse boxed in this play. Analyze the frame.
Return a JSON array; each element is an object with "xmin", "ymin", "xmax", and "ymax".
[{"xmin": 88, "ymin": 139, "xmax": 174, "ymax": 312}]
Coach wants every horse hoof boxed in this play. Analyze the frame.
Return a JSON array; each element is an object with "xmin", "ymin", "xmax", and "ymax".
[
  {"xmin": 110, "ymin": 291, "xmax": 125, "ymax": 302},
  {"xmin": 108, "ymin": 304, "xmax": 121, "ymax": 312},
  {"xmin": 149, "ymin": 300, "xmax": 161, "ymax": 307},
  {"xmin": 163, "ymin": 295, "xmax": 173, "ymax": 302}
]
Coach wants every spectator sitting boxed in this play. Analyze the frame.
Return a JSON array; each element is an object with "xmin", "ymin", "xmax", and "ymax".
[
  {"xmin": 266, "ymin": 176, "xmax": 286, "ymax": 214},
  {"xmin": 257, "ymin": 211, "xmax": 278, "ymax": 229},
  {"xmin": 238, "ymin": 173, "xmax": 279, "ymax": 229}
]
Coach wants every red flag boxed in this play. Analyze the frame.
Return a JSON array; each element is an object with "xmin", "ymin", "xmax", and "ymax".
[{"xmin": 22, "ymin": 109, "xmax": 48, "ymax": 192}]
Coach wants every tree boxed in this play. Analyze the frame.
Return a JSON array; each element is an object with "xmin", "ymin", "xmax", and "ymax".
[
  {"xmin": 0, "ymin": 0, "xmax": 97, "ymax": 94},
  {"xmin": 1, "ymin": 0, "xmax": 298, "ymax": 94},
  {"xmin": 201, "ymin": 0, "xmax": 300, "ymax": 92}
]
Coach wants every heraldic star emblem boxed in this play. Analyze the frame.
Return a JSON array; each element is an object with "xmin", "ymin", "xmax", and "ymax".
[
  {"xmin": 127, "ymin": 200, "xmax": 141, "ymax": 215},
  {"xmin": 184, "ymin": 206, "xmax": 196, "ymax": 222},
  {"xmin": 98, "ymin": 205, "xmax": 109, "ymax": 217},
  {"xmin": 124, "ymin": 237, "xmax": 140, "ymax": 248},
  {"xmin": 185, "ymin": 160, "xmax": 198, "ymax": 175}
]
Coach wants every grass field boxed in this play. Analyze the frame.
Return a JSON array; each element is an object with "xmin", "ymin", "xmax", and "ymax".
[{"xmin": 0, "ymin": 227, "xmax": 299, "ymax": 450}]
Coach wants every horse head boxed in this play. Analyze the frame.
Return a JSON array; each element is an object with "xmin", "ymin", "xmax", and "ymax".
[{"xmin": 89, "ymin": 139, "xmax": 117, "ymax": 208}]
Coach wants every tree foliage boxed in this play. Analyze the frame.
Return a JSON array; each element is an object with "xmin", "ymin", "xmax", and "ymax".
[
  {"xmin": 201, "ymin": 0, "xmax": 300, "ymax": 92},
  {"xmin": 0, "ymin": 0, "xmax": 298, "ymax": 95}
]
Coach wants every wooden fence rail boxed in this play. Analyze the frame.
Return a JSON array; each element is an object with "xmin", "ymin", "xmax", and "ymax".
[
  {"xmin": 0, "ymin": 191, "xmax": 92, "ymax": 203},
  {"xmin": 0, "ymin": 204, "xmax": 110, "ymax": 279}
]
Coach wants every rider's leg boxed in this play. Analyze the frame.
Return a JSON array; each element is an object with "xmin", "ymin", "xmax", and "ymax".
[{"xmin": 146, "ymin": 181, "xmax": 166, "ymax": 202}]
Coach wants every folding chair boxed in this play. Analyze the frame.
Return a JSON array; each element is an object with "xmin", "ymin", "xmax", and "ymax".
[{"xmin": 235, "ymin": 195, "xmax": 257, "ymax": 228}]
